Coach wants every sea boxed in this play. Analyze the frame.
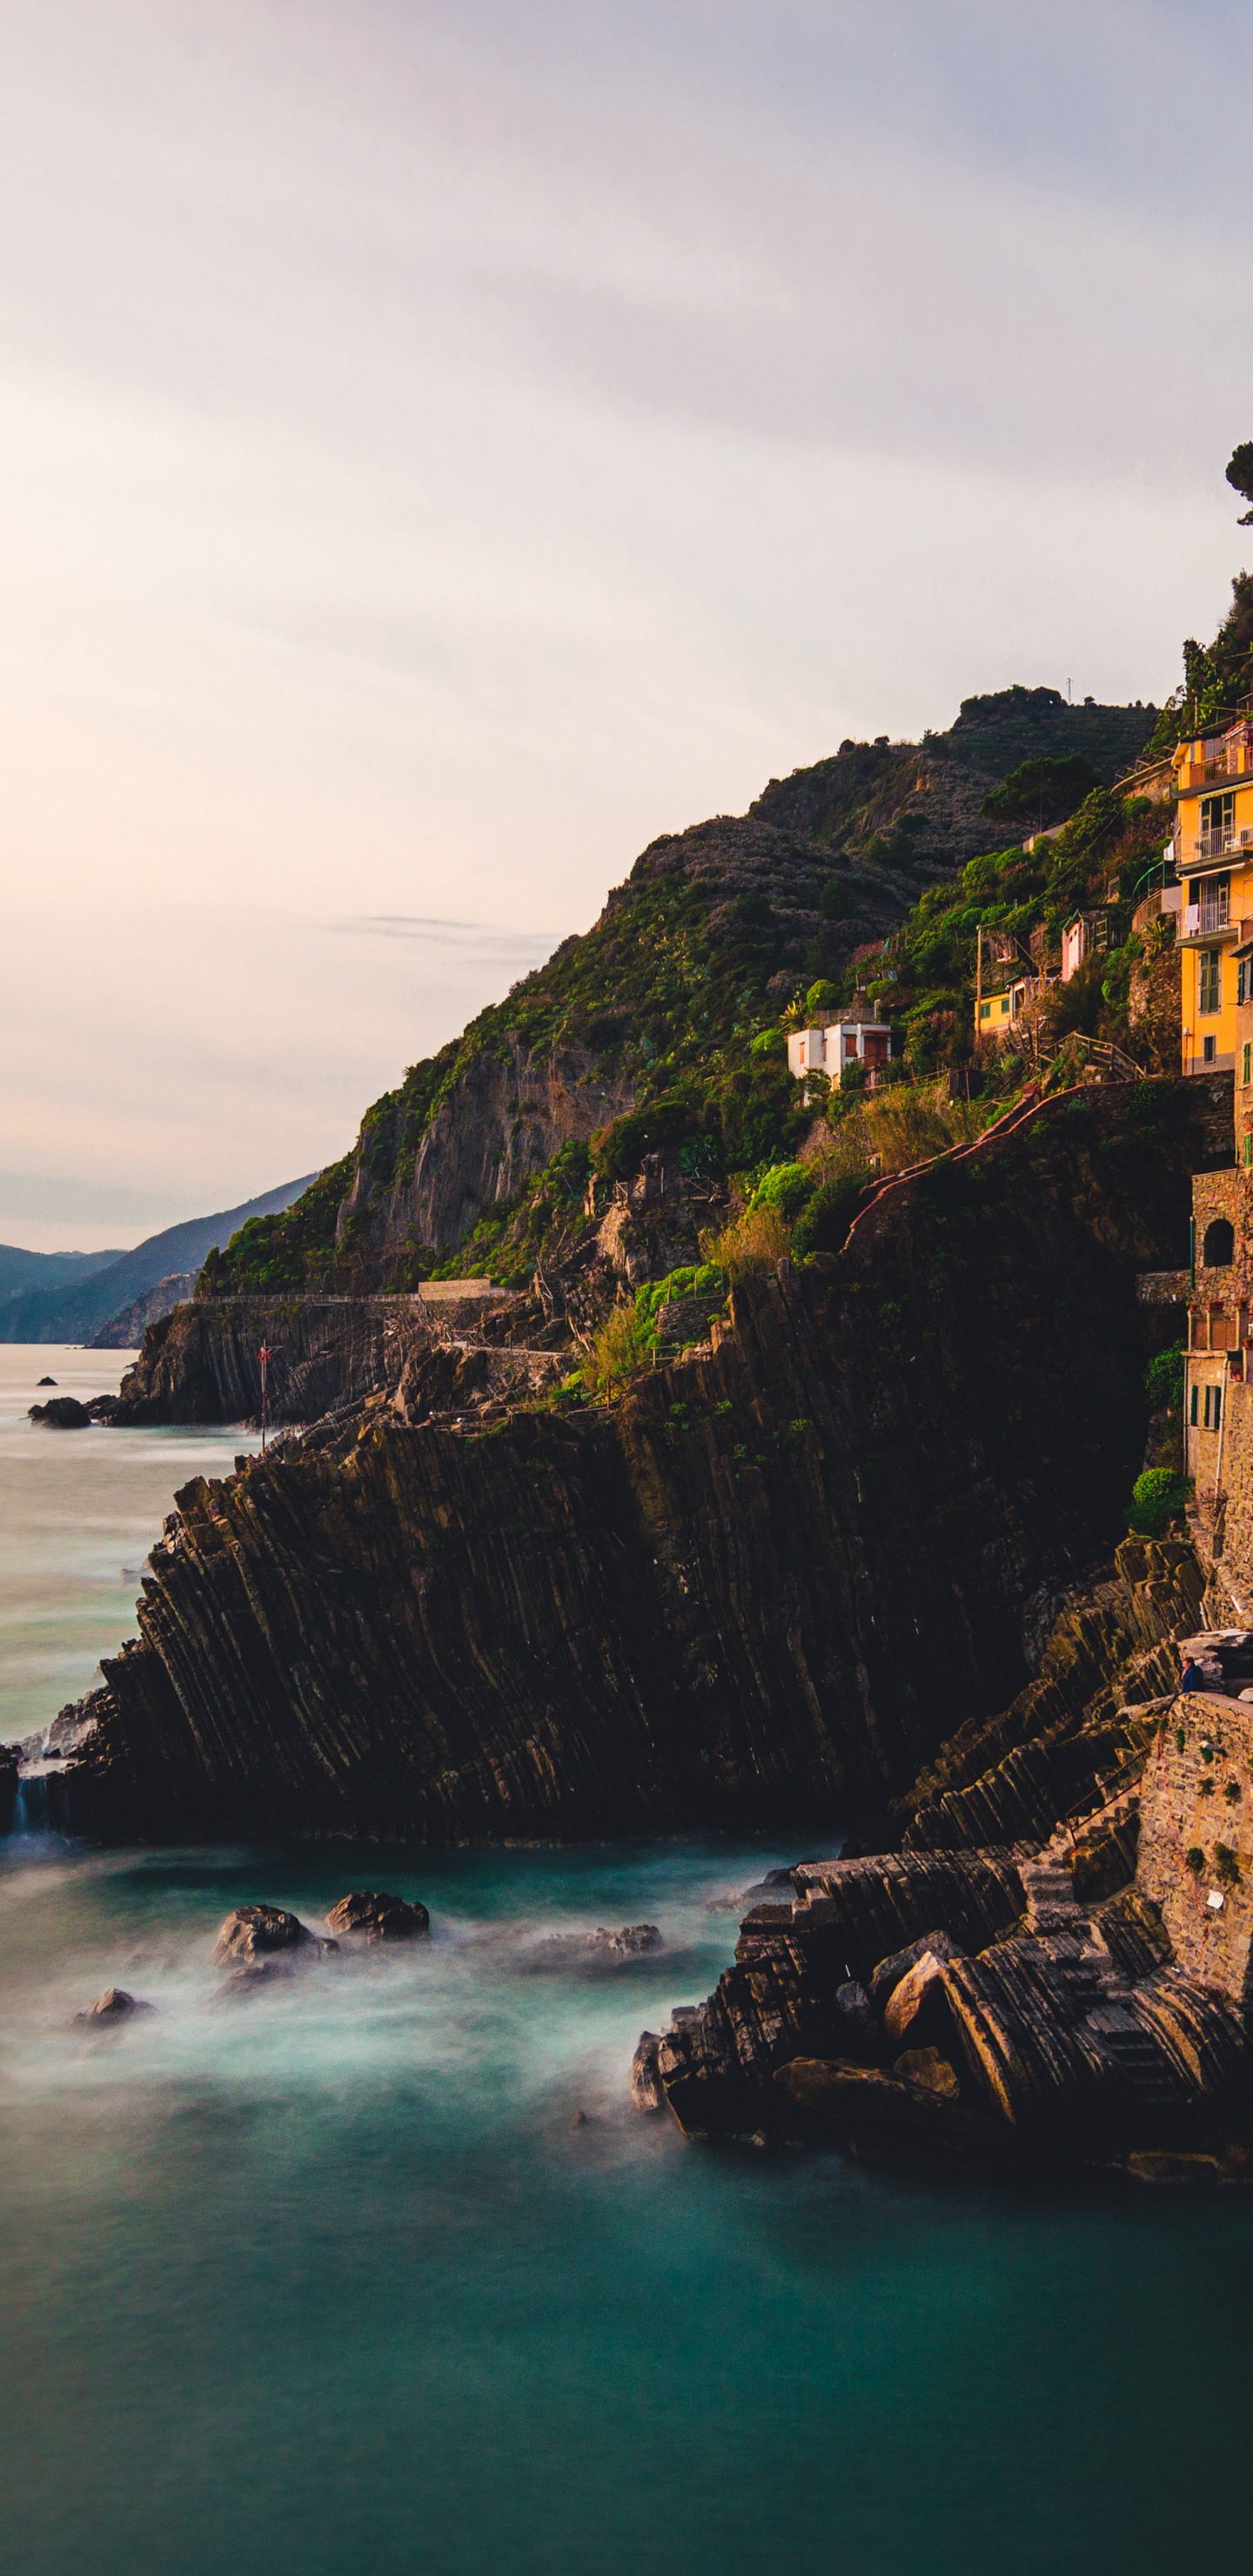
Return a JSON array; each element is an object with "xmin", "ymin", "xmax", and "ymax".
[{"xmin": 0, "ymin": 1345, "xmax": 1249, "ymax": 2575}]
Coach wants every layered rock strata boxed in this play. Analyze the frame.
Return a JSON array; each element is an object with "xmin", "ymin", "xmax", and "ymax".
[
  {"xmin": 53, "ymin": 1078, "xmax": 1229, "ymax": 1845},
  {"xmin": 644, "ymin": 1603, "xmax": 1253, "ymax": 2171}
]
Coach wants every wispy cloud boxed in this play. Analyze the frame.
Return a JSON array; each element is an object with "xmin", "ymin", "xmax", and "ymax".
[{"xmin": 0, "ymin": 0, "xmax": 1248, "ymax": 1240}]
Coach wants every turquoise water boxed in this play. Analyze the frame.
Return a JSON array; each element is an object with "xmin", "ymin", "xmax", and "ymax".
[{"xmin": 0, "ymin": 1356, "xmax": 1249, "ymax": 2573}]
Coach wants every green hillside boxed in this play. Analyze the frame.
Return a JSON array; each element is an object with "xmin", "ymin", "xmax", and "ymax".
[{"xmin": 204, "ymin": 672, "xmax": 1178, "ymax": 1299}]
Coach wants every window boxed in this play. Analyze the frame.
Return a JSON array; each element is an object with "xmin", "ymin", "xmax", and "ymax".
[
  {"xmin": 1200, "ymin": 790, "xmax": 1236, "ymax": 855},
  {"xmin": 1204, "ymin": 1384, "xmax": 1223, "ymax": 1432},
  {"xmin": 1199, "ymin": 949, "xmax": 1221, "ymax": 1014},
  {"xmin": 979, "ymin": 1002, "xmax": 991, "ymax": 1020},
  {"xmin": 1243, "ymin": 1040, "xmax": 1251, "ymax": 1084},
  {"xmin": 1240, "ymin": 965, "xmax": 1250, "ymax": 1009},
  {"xmin": 1190, "ymin": 1385, "xmax": 1199, "ymax": 1426},
  {"xmin": 999, "ymin": 996, "xmax": 1009, "ymax": 1015},
  {"xmin": 1204, "ymin": 1035, "xmax": 1217, "ymax": 1062},
  {"xmin": 1203, "ymin": 1218, "xmax": 1235, "ymax": 1267},
  {"xmin": 1245, "ymin": 1133, "xmax": 1252, "ymax": 1167}
]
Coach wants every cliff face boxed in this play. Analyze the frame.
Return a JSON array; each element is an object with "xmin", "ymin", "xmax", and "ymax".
[
  {"xmin": 106, "ymin": 1297, "xmax": 437, "ymax": 1426},
  {"xmin": 68, "ymin": 1076, "xmax": 1229, "ymax": 1846},
  {"xmin": 341, "ymin": 1037, "xmax": 636, "ymax": 1265}
]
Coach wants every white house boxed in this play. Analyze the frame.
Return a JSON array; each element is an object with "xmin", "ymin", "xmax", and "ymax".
[{"xmin": 786, "ymin": 1013, "xmax": 891, "ymax": 1083}]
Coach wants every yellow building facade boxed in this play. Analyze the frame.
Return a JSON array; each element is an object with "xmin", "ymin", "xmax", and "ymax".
[{"xmin": 1176, "ymin": 714, "xmax": 1253, "ymax": 1076}]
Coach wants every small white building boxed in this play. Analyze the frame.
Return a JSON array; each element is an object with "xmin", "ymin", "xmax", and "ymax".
[{"xmin": 786, "ymin": 1014, "xmax": 892, "ymax": 1083}]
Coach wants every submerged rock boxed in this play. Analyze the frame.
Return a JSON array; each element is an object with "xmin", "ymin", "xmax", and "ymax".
[
  {"xmin": 211, "ymin": 1904, "xmax": 335, "ymax": 1965},
  {"xmin": 325, "ymin": 1889, "xmax": 430, "ymax": 1940},
  {"xmin": 524, "ymin": 1922, "xmax": 664, "ymax": 1976},
  {"xmin": 74, "ymin": 1988, "xmax": 153, "ymax": 2023}
]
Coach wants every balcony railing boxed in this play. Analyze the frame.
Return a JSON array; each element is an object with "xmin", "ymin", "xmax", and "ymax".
[
  {"xmin": 1183, "ymin": 898, "xmax": 1231, "ymax": 936},
  {"xmin": 1194, "ymin": 828, "xmax": 1253, "ymax": 862}
]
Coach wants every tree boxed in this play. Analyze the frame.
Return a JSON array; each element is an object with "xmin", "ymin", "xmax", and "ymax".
[
  {"xmin": 982, "ymin": 754, "xmax": 1102, "ymax": 831},
  {"xmin": 1226, "ymin": 441, "xmax": 1253, "ymax": 527}
]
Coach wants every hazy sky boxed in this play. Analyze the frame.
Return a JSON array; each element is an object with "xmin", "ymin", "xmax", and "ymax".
[{"xmin": 2, "ymin": 0, "xmax": 1250, "ymax": 1249}]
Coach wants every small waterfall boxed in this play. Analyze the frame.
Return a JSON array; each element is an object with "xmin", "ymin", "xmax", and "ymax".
[
  {"xmin": 12, "ymin": 1773, "xmax": 50, "ymax": 1836},
  {"xmin": 8, "ymin": 1768, "xmax": 72, "ymax": 1839}
]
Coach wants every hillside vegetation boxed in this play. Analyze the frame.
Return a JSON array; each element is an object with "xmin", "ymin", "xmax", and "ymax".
[{"xmin": 204, "ymin": 677, "xmax": 1168, "ymax": 1300}]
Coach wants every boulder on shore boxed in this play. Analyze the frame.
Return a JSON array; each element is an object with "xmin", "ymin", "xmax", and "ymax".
[
  {"xmin": 881, "ymin": 1949, "xmax": 955, "ymax": 2049},
  {"xmin": 211, "ymin": 1904, "xmax": 335, "ymax": 1965},
  {"xmin": 774, "ymin": 2057, "xmax": 1003, "ymax": 2163},
  {"xmin": 325, "ymin": 1889, "xmax": 430, "ymax": 1940}
]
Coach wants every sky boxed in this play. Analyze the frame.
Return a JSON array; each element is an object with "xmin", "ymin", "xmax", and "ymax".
[{"xmin": 2, "ymin": 0, "xmax": 1250, "ymax": 1250}]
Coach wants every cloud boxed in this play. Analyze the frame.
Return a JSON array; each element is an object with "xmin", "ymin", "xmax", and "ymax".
[{"xmin": 0, "ymin": 0, "xmax": 1248, "ymax": 1235}]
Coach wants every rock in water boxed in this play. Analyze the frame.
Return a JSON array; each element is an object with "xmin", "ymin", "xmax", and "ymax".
[
  {"xmin": 630, "ymin": 2031, "xmax": 666, "ymax": 2112},
  {"xmin": 36, "ymin": 1375, "xmax": 57, "ymax": 1386},
  {"xmin": 588, "ymin": 1923, "xmax": 661, "ymax": 1956},
  {"xmin": 325, "ymin": 1889, "xmax": 430, "ymax": 1940},
  {"xmin": 211, "ymin": 1904, "xmax": 334, "ymax": 1965},
  {"xmin": 774, "ymin": 2058, "xmax": 1000, "ymax": 2163},
  {"xmin": 73, "ymin": 1988, "xmax": 153, "ymax": 2023},
  {"xmin": 28, "ymin": 1396, "xmax": 92, "ymax": 1429},
  {"xmin": 523, "ymin": 1922, "xmax": 665, "ymax": 1976}
]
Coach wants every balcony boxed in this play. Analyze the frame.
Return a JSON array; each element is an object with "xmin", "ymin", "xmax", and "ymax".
[
  {"xmin": 1194, "ymin": 827, "xmax": 1253, "ymax": 863},
  {"xmin": 1182, "ymin": 895, "xmax": 1236, "ymax": 944}
]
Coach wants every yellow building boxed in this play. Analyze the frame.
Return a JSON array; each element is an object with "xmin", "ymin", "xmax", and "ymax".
[{"xmin": 1176, "ymin": 713, "xmax": 1253, "ymax": 1075}]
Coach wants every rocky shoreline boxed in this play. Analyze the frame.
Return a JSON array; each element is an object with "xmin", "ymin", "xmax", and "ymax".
[{"xmin": 633, "ymin": 1570, "xmax": 1253, "ymax": 2178}]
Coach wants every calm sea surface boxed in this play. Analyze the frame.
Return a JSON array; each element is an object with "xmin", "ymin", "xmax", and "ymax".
[{"xmin": 1, "ymin": 1346, "xmax": 1249, "ymax": 2574}]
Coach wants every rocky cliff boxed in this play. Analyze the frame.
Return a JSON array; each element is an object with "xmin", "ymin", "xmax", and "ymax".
[
  {"xmin": 204, "ymin": 687, "xmax": 1156, "ymax": 1302},
  {"xmin": 88, "ymin": 1272, "xmax": 197, "ymax": 1350},
  {"xmin": 64, "ymin": 1074, "xmax": 1228, "ymax": 1848}
]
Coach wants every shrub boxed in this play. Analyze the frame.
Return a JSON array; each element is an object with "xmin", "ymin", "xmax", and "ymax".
[
  {"xmin": 633, "ymin": 1263, "xmax": 727, "ymax": 1350},
  {"xmin": 1127, "ymin": 1467, "xmax": 1190, "ymax": 1537},
  {"xmin": 805, "ymin": 979, "xmax": 841, "ymax": 1016},
  {"xmin": 1144, "ymin": 1346, "xmax": 1185, "ymax": 1412},
  {"xmin": 593, "ymin": 1093, "xmax": 694, "ymax": 1184},
  {"xmin": 748, "ymin": 1162, "xmax": 817, "ymax": 1223},
  {"xmin": 1185, "ymin": 1847, "xmax": 1205, "ymax": 1874},
  {"xmin": 581, "ymin": 1303, "xmax": 651, "ymax": 1400},
  {"xmin": 791, "ymin": 1169, "xmax": 872, "ymax": 1258},
  {"xmin": 1215, "ymin": 1843, "xmax": 1242, "ymax": 1885}
]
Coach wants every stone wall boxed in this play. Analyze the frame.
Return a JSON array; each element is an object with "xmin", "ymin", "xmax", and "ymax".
[{"xmin": 1136, "ymin": 1691, "xmax": 1253, "ymax": 2008}]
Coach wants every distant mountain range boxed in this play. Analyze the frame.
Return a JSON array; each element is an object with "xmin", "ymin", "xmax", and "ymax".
[
  {"xmin": 0, "ymin": 1176, "xmax": 317, "ymax": 1344},
  {"xmin": 0, "ymin": 1243, "xmax": 124, "ymax": 1301}
]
